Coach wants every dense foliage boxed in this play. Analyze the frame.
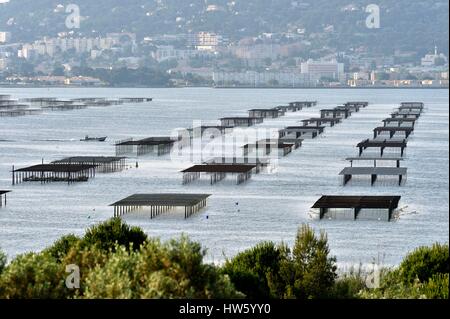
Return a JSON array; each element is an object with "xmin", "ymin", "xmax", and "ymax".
[
  {"xmin": 0, "ymin": 219, "xmax": 240, "ymax": 298},
  {"xmin": 222, "ymin": 242, "xmax": 290, "ymax": 298},
  {"xmin": 222, "ymin": 224, "xmax": 337, "ymax": 299},
  {"xmin": 359, "ymin": 243, "xmax": 449, "ymax": 299},
  {"xmin": 0, "ymin": 219, "xmax": 447, "ymax": 299},
  {"xmin": 70, "ymin": 67, "xmax": 172, "ymax": 87},
  {"xmin": 0, "ymin": 0, "xmax": 447, "ymax": 55},
  {"xmin": 397, "ymin": 243, "xmax": 449, "ymax": 284}
]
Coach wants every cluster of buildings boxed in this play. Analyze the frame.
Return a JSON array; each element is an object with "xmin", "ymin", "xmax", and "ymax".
[
  {"xmin": 0, "ymin": 27, "xmax": 448, "ymax": 88},
  {"xmin": 213, "ymin": 60, "xmax": 345, "ymax": 87},
  {"xmin": 17, "ymin": 33, "xmax": 137, "ymax": 59}
]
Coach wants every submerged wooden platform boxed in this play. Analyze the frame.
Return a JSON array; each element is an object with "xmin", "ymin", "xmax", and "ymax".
[
  {"xmin": 345, "ymin": 156, "xmax": 404, "ymax": 168},
  {"xmin": 382, "ymin": 118, "xmax": 416, "ymax": 127},
  {"xmin": 242, "ymin": 139, "xmax": 300, "ymax": 156},
  {"xmin": 279, "ymin": 126, "xmax": 325, "ymax": 138},
  {"xmin": 12, "ymin": 164, "xmax": 97, "ymax": 185},
  {"xmin": 115, "ymin": 137, "xmax": 175, "ymax": 156},
  {"xmin": 220, "ymin": 117, "xmax": 264, "ymax": 127},
  {"xmin": 373, "ymin": 126, "xmax": 414, "ymax": 139},
  {"xmin": 320, "ymin": 108, "xmax": 351, "ymax": 119},
  {"xmin": 0, "ymin": 190, "xmax": 11, "ymax": 207},
  {"xmin": 110, "ymin": 193, "xmax": 210, "ymax": 219},
  {"xmin": 301, "ymin": 117, "xmax": 342, "ymax": 127},
  {"xmin": 248, "ymin": 108, "xmax": 283, "ymax": 118},
  {"xmin": 357, "ymin": 139, "xmax": 407, "ymax": 157},
  {"xmin": 52, "ymin": 156, "xmax": 127, "ymax": 173},
  {"xmin": 312, "ymin": 195, "xmax": 401, "ymax": 221},
  {"xmin": 339, "ymin": 167, "xmax": 407, "ymax": 186},
  {"xmin": 182, "ymin": 164, "xmax": 256, "ymax": 185}
]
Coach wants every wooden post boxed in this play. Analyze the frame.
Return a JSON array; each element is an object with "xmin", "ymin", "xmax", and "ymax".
[{"xmin": 371, "ymin": 174, "xmax": 377, "ymax": 186}]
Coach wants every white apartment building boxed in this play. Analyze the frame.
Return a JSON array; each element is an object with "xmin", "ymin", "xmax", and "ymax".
[
  {"xmin": 0, "ymin": 31, "xmax": 11, "ymax": 43},
  {"xmin": 187, "ymin": 32, "xmax": 223, "ymax": 51},
  {"xmin": 213, "ymin": 71, "xmax": 315, "ymax": 87},
  {"xmin": 18, "ymin": 36, "xmax": 122, "ymax": 59},
  {"xmin": 421, "ymin": 46, "xmax": 447, "ymax": 67},
  {"xmin": 300, "ymin": 59, "xmax": 345, "ymax": 82},
  {"xmin": 151, "ymin": 45, "xmax": 196, "ymax": 62}
]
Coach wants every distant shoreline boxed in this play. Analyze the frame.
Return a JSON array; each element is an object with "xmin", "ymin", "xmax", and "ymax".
[{"xmin": 0, "ymin": 85, "xmax": 448, "ymax": 90}]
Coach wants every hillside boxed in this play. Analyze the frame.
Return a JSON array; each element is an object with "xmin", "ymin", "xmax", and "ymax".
[{"xmin": 0, "ymin": 0, "xmax": 448, "ymax": 55}]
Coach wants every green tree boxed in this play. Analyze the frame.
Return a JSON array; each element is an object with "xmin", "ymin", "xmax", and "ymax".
[
  {"xmin": 282, "ymin": 224, "xmax": 337, "ymax": 299},
  {"xmin": 82, "ymin": 236, "xmax": 242, "ymax": 299},
  {"xmin": 44, "ymin": 234, "xmax": 80, "ymax": 261},
  {"xmin": 284, "ymin": 58, "xmax": 296, "ymax": 67},
  {"xmin": 222, "ymin": 242, "xmax": 289, "ymax": 298},
  {"xmin": 0, "ymin": 252, "xmax": 68, "ymax": 299},
  {"xmin": 376, "ymin": 72, "xmax": 390, "ymax": 80},
  {"xmin": 434, "ymin": 57, "xmax": 447, "ymax": 66},
  {"xmin": 397, "ymin": 243, "xmax": 449, "ymax": 284},
  {"xmin": 263, "ymin": 57, "xmax": 272, "ymax": 67},
  {"xmin": 81, "ymin": 218, "xmax": 148, "ymax": 252},
  {"xmin": 358, "ymin": 243, "xmax": 449, "ymax": 299},
  {"xmin": 52, "ymin": 65, "xmax": 65, "ymax": 76}
]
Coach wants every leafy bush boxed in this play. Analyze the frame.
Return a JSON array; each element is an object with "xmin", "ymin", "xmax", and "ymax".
[
  {"xmin": 44, "ymin": 234, "xmax": 80, "ymax": 261},
  {"xmin": 0, "ymin": 252, "xmax": 68, "ymax": 299},
  {"xmin": 420, "ymin": 273, "xmax": 449, "ymax": 299},
  {"xmin": 358, "ymin": 251, "xmax": 449, "ymax": 300},
  {"xmin": 222, "ymin": 242, "xmax": 289, "ymax": 298},
  {"xmin": 223, "ymin": 224, "xmax": 337, "ymax": 299},
  {"xmin": 82, "ymin": 236, "xmax": 242, "ymax": 299},
  {"xmin": 81, "ymin": 218, "xmax": 148, "ymax": 252},
  {"xmin": 0, "ymin": 217, "xmax": 447, "ymax": 299},
  {"xmin": 329, "ymin": 274, "xmax": 366, "ymax": 299},
  {"xmin": 397, "ymin": 243, "xmax": 449, "ymax": 284}
]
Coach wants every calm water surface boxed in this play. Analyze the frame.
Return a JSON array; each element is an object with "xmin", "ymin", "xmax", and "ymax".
[{"xmin": 0, "ymin": 87, "xmax": 448, "ymax": 267}]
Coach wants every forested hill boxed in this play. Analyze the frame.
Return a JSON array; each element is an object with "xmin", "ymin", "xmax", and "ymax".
[{"xmin": 0, "ymin": 0, "xmax": 448, "ymax": 55}]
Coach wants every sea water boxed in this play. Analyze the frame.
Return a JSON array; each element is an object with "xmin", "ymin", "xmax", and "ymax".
[{"xmin": 0, "ymin": 87, "xmax": 448, "ymax": 268}]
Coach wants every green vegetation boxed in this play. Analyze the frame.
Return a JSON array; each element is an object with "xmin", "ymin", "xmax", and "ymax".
[
  {"xmin": 222, "ymin": 225, "xmax": 337, "ymax": 299},
  {"xmin": 0, "ymin": 0, "xmax": 447, "ymax": 55},
  {"xmin": 0, "ymin": 250, "xmax": 6, "ymax": 274},
  {"xmin": 0, "ymin": 219, "xmax": 447, "ymax": 299},
  {"xmin": 222, "ymin": 241, "xmax": 289, "ymax": 298},
  {"xmin": 359, "ymin": 244, "xmax": 449, "ymax": 299},
  {"xmin": 70, "ymin": 67, "xmax": 172, "ymax": 87}
]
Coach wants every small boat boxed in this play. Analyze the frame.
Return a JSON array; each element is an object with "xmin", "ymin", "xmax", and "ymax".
[{"xmin": 80, "ymin": 135, "xmax": 107, "ymax": 142}]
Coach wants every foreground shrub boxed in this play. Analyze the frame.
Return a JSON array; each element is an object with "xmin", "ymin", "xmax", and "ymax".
[
  {"xmin": 420, "ymin": 273, "xmax": 449, "ymax": 299},
  {"xmin": 81, "ymin": 218, "xmax": 148, "ymax": 252},
  {"xmin": 222, "ymin": 242, "xmax": 289, "ymax": 298},
  {"xmin": 358, "ymin": 243, "xmax": 449, "ymax": 299},
  {"xmin": 0, "ymin": 252, "xmax": 68, "ymax": 299},
  {"xmin": 282, "ymin": 224, "xmax": 337, "ymax": 299},
  {"xmin": 44, "ymin": 234, "xmax": 81, "ymax": 262},
  {"xmin": 397, "ymin": 243, "xmax": 449, "ymax": 284},
  {"xmin": 329, "ymin": 273, "xmax": 366, "ymax": 299},
  {"xmin": 223, "ymin": 224, "xmax": 337, "ymax": 299},
  {"xmin": 83, "ymin": 236, "xmax": 242, "ymax": 299},
  {"xmin": 0, "ymin": 250, "xmax": 6, "ymax": 275},
  {"xmin": 359, "ymin": 272, "xmax": 449, "ymax": 299}
]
